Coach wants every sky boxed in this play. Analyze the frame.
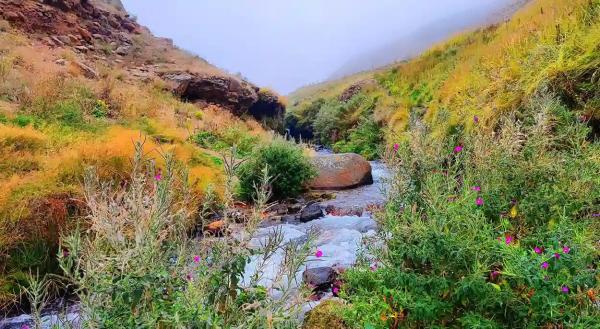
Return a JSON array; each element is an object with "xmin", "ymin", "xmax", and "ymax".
[{"xmin": 123, "ymin": 0, "xmax": 519, "ymax": 94}]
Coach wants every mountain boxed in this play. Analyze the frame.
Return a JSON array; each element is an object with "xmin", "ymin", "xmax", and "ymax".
[{"xmin": 329, "ymin": 0, "xmax": 530, "ymax": 80}]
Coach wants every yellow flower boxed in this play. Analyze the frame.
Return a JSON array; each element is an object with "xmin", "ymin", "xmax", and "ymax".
[{"xmin": 509, "ymin": 205, "xmax": 518, "ymax": 218}]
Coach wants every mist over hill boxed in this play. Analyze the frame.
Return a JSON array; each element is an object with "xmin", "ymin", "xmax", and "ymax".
[{"xmin": 329, "ymin": 0, "xmax": 530, "ymax": 80}]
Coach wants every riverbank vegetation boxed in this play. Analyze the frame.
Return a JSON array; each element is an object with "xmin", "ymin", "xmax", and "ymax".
[{"xmin": 293, "ymin": 0, "xmax": 600, "ymax": 327}]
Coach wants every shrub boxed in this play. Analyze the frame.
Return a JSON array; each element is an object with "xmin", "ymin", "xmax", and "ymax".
[
  {"xmin": 56, "ymin": 143, "xmax": 315, "ymax": 328},
  {"xmin": 237, "ymin": 138, "xmax": 315, "ymax": 200},
  {"xmin": 340, "ymin": 96, "xmax": 600, "ymax": 328},
  {"xmin": 333, "ymin": 116, "xmax": 383, "ymax": 160}
]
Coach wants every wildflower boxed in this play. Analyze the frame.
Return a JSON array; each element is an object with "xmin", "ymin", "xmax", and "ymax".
[
  {"xmin": 491, "ymin": 270, "xmax": 500, "ymax": 279},
  {"xmin": 315, "ymin": 249, "xmax": 323, "ymax": 258},
  {"xmin": 393, "ymin": 143, "xmax": 399, "ymax": 152},
  {"xmin": 193, "ymin": 255, "xmax": 200, "ymax": 263},
  {"xmin": 186, "ymin": 273, "xmax": 193, "ymax": 281},
  {"xmin": 554, "ymin": 253, "xmax": 561, "ymax": 259},
  {"xmin": 332, "ymin": 286, "xmax": 340, "ymax": 295},
  {"xmin": 21, "ymin": 325, "xmax": 30, "ymax": 329},
  {"xmin": 592, "ymin": 213, "xmax": 600, "ymax": 217},
  {"xmin": 509, "ymin": 205, "xmax": 518, "ymax": 218},
  {"xmin": 534, "ymin": 247, "xmax": 542, "ymax": 254},
  {"xmin": 476, "ymin": 197, "xmax": 484, "ymax": 206},
  {"xmin": 62, "ymin": 249, "xmax": 69, "ymax": 257},
  {"xmin": 541, "ymin": 262, "xmax": 549, "ymax": 269},
  {"xmin": 505, "ymin": 235, "xmax": 513, "ymax": 245},
  {"xmin": 562, "ymin": 246, "xmax": 570, "ymax": 254},
  {"xmin": 473, "ymin": 115, "xmax": 479, "ymax": 124},
  {"xmin": 471, "ymin": 186, "xmax": 481, "ymax": 192},
  {"xmin": 454, "ymin": 145, "xmax": 463, "ymax": 153},
  {"xmin": 370, "ymin": 263, "xmax": 378, "ymax": 272},
  {"xmin": 561, "ymin": 286, "xmax": 570, "ymax": 294},
  {"xmin": 155, "ymin": 170, "xmax": 162, "ymax": 181}
]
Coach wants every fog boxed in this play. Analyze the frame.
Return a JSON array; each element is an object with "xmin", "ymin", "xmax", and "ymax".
[{"xmin": 123, "ymin": 0, "xmax": 525, "ymax": 94}]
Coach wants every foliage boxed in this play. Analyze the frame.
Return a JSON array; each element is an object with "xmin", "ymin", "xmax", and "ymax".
[
  {"xmin": 333, "ymin": 115, "xmax": 383, "ymax": 160},
  {"xmin": 191, "ymin": 125, "xmax": 259, "ymax": 157},
  {"xmin": 57, "ymin": 143, "xmax": 315, "ymax": 328},
  {"xmin": 237, "ymin": 137, "xmax": 315, "ymax": 201},
  {"xmin": 340, "ymin": 94, "xmax": 600, "ymax": 328}
]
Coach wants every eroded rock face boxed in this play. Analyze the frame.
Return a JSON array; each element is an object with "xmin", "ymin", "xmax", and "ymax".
[
  {"xmin": 162, "ymin": 72, "xmax": 286, "ymax": 122},
  {"xmin": 309, "ymin": 153, "xmax": 373, "ymax": 190},
  {"xmin": 161, "ymin": 72, "xmax": 259, "ymax": 115}
]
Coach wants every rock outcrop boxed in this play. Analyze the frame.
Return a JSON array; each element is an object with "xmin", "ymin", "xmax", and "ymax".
[
  {"xmin": 303, "ymin": 267, "xmax": 336, "ymax": 290},
  {"xmin": 338, "ymin": 79, "xmax": 377, "ymax": 102},
  {"xmin": 309, "ymin": 153, "xmax": 373, "ymax": 190},
  {"xmin": 161, "ymin": 71, "xmax": 286, "ymax": 122}
]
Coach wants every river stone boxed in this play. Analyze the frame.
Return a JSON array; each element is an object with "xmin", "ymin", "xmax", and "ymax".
[
  {"xmin": 309, "ymin": 153, "xmax": 373, "ymax": 190},
  {"xmin": 299, "ymin": 203, "xmax": 324, "ymax": 222},
  {"xmin": 303, "ymin": 267, "xmax": 336, "ymax": 290}
]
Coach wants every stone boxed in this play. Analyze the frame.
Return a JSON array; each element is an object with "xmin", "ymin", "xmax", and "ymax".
[
  {"xmin": 77, "ymin": 26, "xmax": 92, "ymax": 43},
  {"xmin": 73, "ymin": 60, "xmax": 97, "ymax": 79},
  {"xmin": 57, "ymin": 35, "xmax": 71, "ymax": 45},
  {"xmin": 338, "ymin": 79, "xmax": 377, "ymax": 102},
  {"xmin": 299, "ymin": 203, "xmax": 324, "ymax": 223},
  {"xmin": 205, "ymin": 220, "xmax": 224, "ymax": 235},
  {"xmin": 309, "ymin": 153, "xmax": 373, "ymax": 190},
  {"xmin": 74, "ymin": 45, "xmax": 88, "ymax": 53},
  {"xmin": 303, "ymin": 267, "xmax": 336, "ymax": 290},
  {"xmin": 55, "ymin": 59, "xmax": 66, "ymax": 65},
  {"xmin": 281, "ymin": 214, "xmax": 298, "ymax": 223},
  {"xmin": 115, "ymin": 45, "xmax": 130, "ymax": 56},
  {"xmin": 248, "ymin": 88, "xmax": 285, "ymax": 123},
  {"xmin": 161, "ymin": 71, "xmax": 260, "ymax": 116}
]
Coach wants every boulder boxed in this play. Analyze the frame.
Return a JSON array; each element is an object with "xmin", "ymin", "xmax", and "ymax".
[
  {"xmin": 161, "ymin": 71, "xmax": 259, "ymax": 115},
  {"xmin": 299, "ymin": 203, "xmax": 324, "ymax": 223},
  {"xmin": 303, "ymin": 267, "xmax": 336, "ymax": 290},
  {"xmin": 248, "ymin": 88, "xmax": 285, "ymax": 121},
  {"xmin": 73, "ymin": 60, "xmax": 97, "ymax": 79},
  {"xmin": 309, "ymin": 153, "xmax": 373, "ymax": 190}
]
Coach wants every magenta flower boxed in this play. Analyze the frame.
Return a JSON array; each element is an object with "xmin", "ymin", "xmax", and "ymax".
[
  {"xmin": 505, "ymin": 235, "xmax": 513, "ymax": 245},
  {"xmin": 491, "ymin": 270, "xmax": 500, "ymax": 279},
  {"xmin": 370, "ymin": 263, "xmax": 378, "ymax": 272},
  {"xmin": 62, "ymin": 249, "xmax": 70, "ymax": 257},
  {"xmin": 534, "ymin": 247, "xmax": 542, "ymax": 254},
  {"xmin": 21, "ymin": 325, "xmax": 30, "ymax": 329},
  {"xmin": 332, "ymin": 286, "xmax": 340, "ymax": 295},
  {"xmin": 454, "ymin": 145, "xmax": 463, "ymax": 153},
  {"xmin": 561, "ymin": 286, "xmax": 569, "ymax": 294},
  {"xmin": 562, "ymin": 246, "xmax": 570, "ymax": 254},
  {"xmin": 541, "ymin": 262, "xmax": 549, "ymax": 269},
  {"xmin": 186, "ymin": 273, "xmax": 193, "ymax": 281},
  {"xmin": 393, "ymin": 143, "xmax": 399, "ymax": 152},
  {"xmin": 315, "ymin": 249, "xmax": 323, "ymax": 258},
  {"xmin": 155, "ymin": 172, "xmax": 162, "ymax": 181},
  {"xmin": 473, "ymin": 115, "xmax": 479, "ymax": 124},
  {"xmin": 476, "ymin": 197, "xmax": 484, "ymax": 206},
  {"xmin": 471, "ymin": 186, "xmax": 481, "ymax": 192},
  {"xmin": 554, "ymin": 253, "xmax": 561, "ymax": 259},
  {"xmin": 193, "ymin": 255, "xmax": 200, "ymax": 263}
]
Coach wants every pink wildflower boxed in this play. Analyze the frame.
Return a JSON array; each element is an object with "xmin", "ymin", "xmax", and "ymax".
[
  {"xmin": 476, "ymin": 197, "xmax": 484, "ymax": 206},
  {"xmin": 186, "ymin": 273, "xmax": 193, "ymax": 281},
  {"xmin": 393, "ymin": 143, "xmax": 399, "ymax": 152},
  {"xmin": 473, "ymin": 115, "xmax": 479, "ymax": 124},
  {"xmin": 21, "ymin": 325, "xmax": 30, "ymax": 329},
  {"xmin": 62, "ymin": 249, "xmax": 69, "ymax": 257},
  {"xmin": 491, "ymin": 270, "xmax": 500, "ymax": 279},
  {"xmin": 505, "ymin": 235, "xmax": 513, "ymax": 245},
  {"xmin": 454, "ymin": 145, "xmax": 463, "ymax": 153},
  {"xmin": 193, "ymin": 255, "xmax": 200, "ymax": 263},
  {"xmin": 315, "ymin": 249, "xmax": 323, "ymax": 258},
  {"xmin": 554, "ymin": 253, "xmax": 561, "ymax": 259},
  {"xmin": 561, "ymin": 286, "xmax": 570, "ymax": 294},
  {"xmin": 332, "ymin": 286, "xmax": 340, "ymax": 295},
  {"xmin": 370, "ymin": 263, "xmax": 378, "ymax": 272},
  {"xmin": 541, "ymin": 262, "xmax": 549, "ymax": 269},
  {"xmin": 534, "ymin": 247, "xmax": 542, "ymax": 254},
  {"xmin": 472, "ymin": 186, "xmax": 481, "ymax": 192},
  {"xmin": 562, "ymin": 246, "xmax": 570, "ymax": 254},
  {"xmin": 155, "ymin": 171, "xmax": 162, "ymax": 181}
]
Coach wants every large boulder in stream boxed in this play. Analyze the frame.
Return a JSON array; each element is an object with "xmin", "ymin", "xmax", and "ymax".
[{"xmin": 309, "ymin": 153, "xmax": 373, "ymax": 190}]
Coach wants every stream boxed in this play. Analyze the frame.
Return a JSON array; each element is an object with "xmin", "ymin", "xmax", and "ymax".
[{"xmin": 0, "ymin": 157, "xmax": 389, "ymax": 328}]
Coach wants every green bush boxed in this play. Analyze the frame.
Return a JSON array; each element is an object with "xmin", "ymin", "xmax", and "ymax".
[
  {"xmin": 340, "ymin": 96, "xmax": 600, "ymax": 328},
  {"xmin": 237, "ymin": 138, "xmax": 315, "ymax": 200},
  {"xmin": 191, "ymin": 126, "xmax": 259, "ymax": 157},
  {"xmin": 333, "ymin": 116, "xmax": 383, "ymax": 160}
]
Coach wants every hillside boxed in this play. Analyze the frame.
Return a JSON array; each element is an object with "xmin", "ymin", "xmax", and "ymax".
[
  {"xmin": 287, "ymin": 0, "xmax": 600, "ymax": 153},
  {"xmin": 0, "ymin": 0, "xmax": 284, "ymax": 311}
]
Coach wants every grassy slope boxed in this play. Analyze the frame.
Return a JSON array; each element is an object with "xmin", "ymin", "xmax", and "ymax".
[
  {"xmin": 0, "ymin": 20, "xmax": 269, "ymax": 308},
  {"xmin": 289, "ymin": 0, "xmax": 599, "ymax": 141}
]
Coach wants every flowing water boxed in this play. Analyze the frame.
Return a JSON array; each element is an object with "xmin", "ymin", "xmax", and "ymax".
[{"xmin": 1, "ymin": 157, "xmax": 390, "ymax": 328}]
